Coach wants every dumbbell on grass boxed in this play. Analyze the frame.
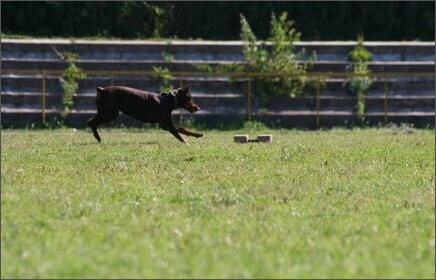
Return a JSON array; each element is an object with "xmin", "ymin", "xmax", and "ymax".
[
  {"xmin": 257, "ymin": 134, "xmax": 273, "ymax": 143},
  {"xmin": 234, "ymin": 134, "xmax": 249, "ymax": 143},
  {"xmin": 234, "ymin": 134, "xmax": 273, "ymax": 143}
]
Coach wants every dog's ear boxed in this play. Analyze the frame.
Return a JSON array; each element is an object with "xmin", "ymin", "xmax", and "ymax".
[{"xmin": 183, "ymin": 84, "xmax": 191, "ymax": 92}]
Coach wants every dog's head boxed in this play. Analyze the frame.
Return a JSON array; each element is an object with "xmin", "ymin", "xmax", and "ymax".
[{"xmin": 174, "ymin": 85, "xmax": 200, "ymax": 113}]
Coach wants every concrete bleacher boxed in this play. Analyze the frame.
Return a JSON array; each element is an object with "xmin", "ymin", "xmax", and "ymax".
[{"xmin": 1, "ymin": 39, "xmax": 435, "ymax": 128}]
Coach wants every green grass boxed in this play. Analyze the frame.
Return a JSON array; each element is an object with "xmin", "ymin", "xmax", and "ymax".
[{"xmin": 1, "ymin": 126, "xmax": 434, "ymax": 278}]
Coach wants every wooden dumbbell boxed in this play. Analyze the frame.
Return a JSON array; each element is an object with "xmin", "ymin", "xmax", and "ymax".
[
  {"xmin": 234, "ymin": 134, "xmax": 273, "ymax": 143},
  {"xmin": 234, "ymin": 134, "xmax": 249, "ymax": 143},
  {"xmin": 257, "ymin": 134, "xmax": 273, "ymax": 142}
]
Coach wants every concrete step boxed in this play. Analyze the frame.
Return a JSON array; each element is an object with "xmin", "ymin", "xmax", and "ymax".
[
  {"xmin": 0, "ymin": 75, "xmax": 248, "ymax": 95},
  {"xmin": 1, "ymin": 75, "xmax": 434, "ymax": 96},
  {"xmin": 0, "ymin": 92, "xmax": 247, "ymax": 112},
  {"xmin": 2, "ymin": 39, "xmax": 435, "ymax": 62},
  {"xmin": 2, "ymin": 109, "xmax": 434, "ymax": 129},
  {"xmin": 259, "ymin": 96, "xmax": 435, "ymax": 111},
  {"xmin": 2, "ymin": 91, "xmax": 433, "ymax": 115},
  {"xmin": 2, "ymin": 59, "xmax": 434, "ymax": 74}
]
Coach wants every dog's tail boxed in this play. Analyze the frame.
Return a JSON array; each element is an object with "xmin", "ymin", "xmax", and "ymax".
[
  {"xmin": 97, "ymin": 86, "xmax": 105, "ymax": 95},
  {"xmin": 95, "ymin": 87, "xmax": 106, "ymax": 107}
]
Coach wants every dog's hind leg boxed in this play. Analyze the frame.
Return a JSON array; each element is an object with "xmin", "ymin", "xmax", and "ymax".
[
  {"xmin": 87, "ymin": 114, "xmax": 102, "ymax": 143},
  {"xmin": 87, "ymin": 110, "xmax": 119, "ymax": 143},
  {"xmin": 175, "ymin": 126, "xmax": 203, "ymax": 138}
]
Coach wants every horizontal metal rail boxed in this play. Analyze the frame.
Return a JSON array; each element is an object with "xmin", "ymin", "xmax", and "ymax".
[{"xmin": 1, "ymin": 68, "xmax": 435, "ymax": 78}]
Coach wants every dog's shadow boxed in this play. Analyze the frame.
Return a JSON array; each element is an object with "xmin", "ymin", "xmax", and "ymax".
[{"xmin": 71, "ymin": 140, "xmax": 160, "ymax": 146}]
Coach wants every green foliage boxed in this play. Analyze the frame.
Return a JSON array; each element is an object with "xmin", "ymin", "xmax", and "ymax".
[
  {"xmin": 61, "ymin": 60, "xmax": 86, "ymax": 113},
  {"xmin": 241, "ymin": 120, "xmax": 269, "ymax": 131},
  {"xmin": 151, "ymin": 49, "xmax": 175, "ymax": 92},
  {"xmin": 41, "ymin": 116, "xmax": 67, "ymax": 129},
  {"xmin": 195, "ymin": 63, "xmax": 245, "ymax": 75},
  {"xmin": 162, "ymin": 52, "xmax": 174, "ymax": 63},
  {"xmin": 1, "ymin": 2, "xmax": 434, "ymax": 41},
  {"xmin": 346, "ymin": 35, "xmax": 373, "ymax": 124},
  {"xmin": 347, "ymin": 62, "xmax": 373, "ymax": 97},
  {"xmin": 240, "ymin": 12, "xmax": 316, "ymax": 99},
  {"xmin": 53, "ymin": 49, "xmax": 87, "ymax": 117},
  {"xmin": 142, "ymin": 2, "xmax": 165, "ymax": 38},
  {"xmin": 152, "ymin": 66, "xmax": 172, "ymax": 92},
  {"xmin": 348, "ymin": 43, "xmax": 373, "ymax": 62},
  {"xmin": 195, "ymin": 63, "xmax": 246, "ymax": 84},
  {"xmin": 1, "ymin": 128, "xmax": 434, "ymax": 278},
  {"xmin": 197, "ymin": 12, "xmax": 317, "ymax": 101}
]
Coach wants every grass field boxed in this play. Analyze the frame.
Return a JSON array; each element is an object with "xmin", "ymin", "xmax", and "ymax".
[{"xmin": 1, "ymin": 125, "xmax": 435, "ymax": 278}]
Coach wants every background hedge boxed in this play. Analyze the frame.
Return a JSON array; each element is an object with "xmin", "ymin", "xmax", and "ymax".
[{"xmin": 1, "ymin": 1, "xmax": 434, "ymax": 41}]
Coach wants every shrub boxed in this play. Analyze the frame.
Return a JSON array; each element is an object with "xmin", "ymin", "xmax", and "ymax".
[
  {"xmin": 60, "ymin": 55, "xmax": 87, "ymax": 115},
  {"xmin": 195, "ymin": 12, "xmax": 316, "ymax": 103},
  {"xmin": 52, "ymin": 46, "xmax": 87, "ymax": 117},
  {"xmin": 240, "ymin": 12, "xmax": 316, "ymax": 99}
]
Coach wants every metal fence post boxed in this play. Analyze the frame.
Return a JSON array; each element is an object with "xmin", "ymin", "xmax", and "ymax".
[
  {"xmin": 247, "ymin": 78, "xmax": 252, "ymax": 122},
  {"xmin": 384, "ymin": 74, "xmax": 389, "ymax": 126},
  {"xmin": 41, "ymin": 70, "xmax": 46, "ymax": 126},
  {"xmin": 316, "ymin": 77, "xmax": 321, "ymax": 128}
]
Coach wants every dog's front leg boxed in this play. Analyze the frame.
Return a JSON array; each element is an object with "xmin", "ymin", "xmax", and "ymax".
[
  {"xmin": 160, "ymin": 122, "xmax": 186, "ymax": 143},
  {"xmin": 169, "ymin": 127, "xmax": 186, "ymax": 143}
]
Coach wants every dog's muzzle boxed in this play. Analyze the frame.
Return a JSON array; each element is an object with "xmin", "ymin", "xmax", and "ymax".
[
  {"xmin": 187, "ymin": 102, "xmax": 200, "ymax": 113},
  {"xmin": 190, "ymin": 106, "xmax": 200, "ymax": 113}
]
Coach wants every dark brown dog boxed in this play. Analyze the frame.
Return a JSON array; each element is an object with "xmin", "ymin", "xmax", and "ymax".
[{"xmin": 87, "ymin": 85, "xmax": 203, "ymax": 143}]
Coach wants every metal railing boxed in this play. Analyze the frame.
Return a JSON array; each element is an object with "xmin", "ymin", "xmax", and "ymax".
[{"xmin": 1, "ymin": 69, "xmax": 435, "ymax": 127}]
